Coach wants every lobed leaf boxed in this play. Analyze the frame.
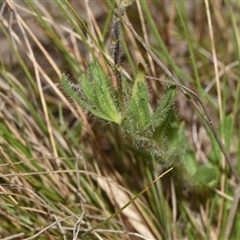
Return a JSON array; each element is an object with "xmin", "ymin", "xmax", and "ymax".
[
  {"xmin": 191, "ymin": 167, "xmax": 218, "ymax": 186},
  {"xmin": 80, "ymin": 73, "xmax": 96, "ymax": 104},
  {"xmin": 127, "ymin": 82, "xmax": 150, "ymax": 130},
  {"xmin": 150, "ymin": 84, "xmax": 176, "ymax": 130},
  {"xmin": 131, "ymin": 63, "xmax": 145, "ymax": 100},
  {"xmin": 86, "ymin": 60, "xmax": 121, "ymax": 123},
  {"xmin": 62, "ymin": 73, "xmax": 120, "ymax": 123}
]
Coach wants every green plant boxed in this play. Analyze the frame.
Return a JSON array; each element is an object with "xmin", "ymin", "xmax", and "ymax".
[
  {"xmin": 62, "ymin": 61, "xmax": 176, "ymax": 147},
  {"xmin": 61, "ymin": 2, "xmax": 217, "ymax": 182},
  {"xmin": 1, "ymin": 0, "xmax": 239, "ymax": 239},
  {"xmin": 60, "ymin": 0, "xmax": 181, "ymax": 171}
]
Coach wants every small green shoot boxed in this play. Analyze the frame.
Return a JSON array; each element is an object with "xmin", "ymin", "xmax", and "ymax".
[{"xmin": 61, "ymin": 61, "xmax": 177, "ymax": 158}]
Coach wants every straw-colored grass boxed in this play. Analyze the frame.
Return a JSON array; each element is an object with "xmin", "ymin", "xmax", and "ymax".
[{"xmin": 0, "ymin": 1, "xmax": 239, "ymax": 239}]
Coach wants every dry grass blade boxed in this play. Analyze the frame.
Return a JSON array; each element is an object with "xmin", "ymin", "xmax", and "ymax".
[{"xmin": 0, "ymin": 0, "xmax": 240, "ymax": 239}]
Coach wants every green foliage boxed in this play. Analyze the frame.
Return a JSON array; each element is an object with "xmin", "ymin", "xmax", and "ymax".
[
  {"xmin": 61, "ymin": 60, "xmax": 177, "ymax": 157},
  {"xmin": 1, "ymin": 0, "xmax": 239, "ymax": 239},
  {"xmin": 191, "ymin": 166, "xmax": 218, "ymax": 186},
  {"xmin": 62, "ymin": 61, "xmax": 121, "ymax": 124}
]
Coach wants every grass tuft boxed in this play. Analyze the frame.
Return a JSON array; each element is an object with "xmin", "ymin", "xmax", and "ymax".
[{"xmin": 0, "ymin": 1, "xmax": 240, "ymax": 239}]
